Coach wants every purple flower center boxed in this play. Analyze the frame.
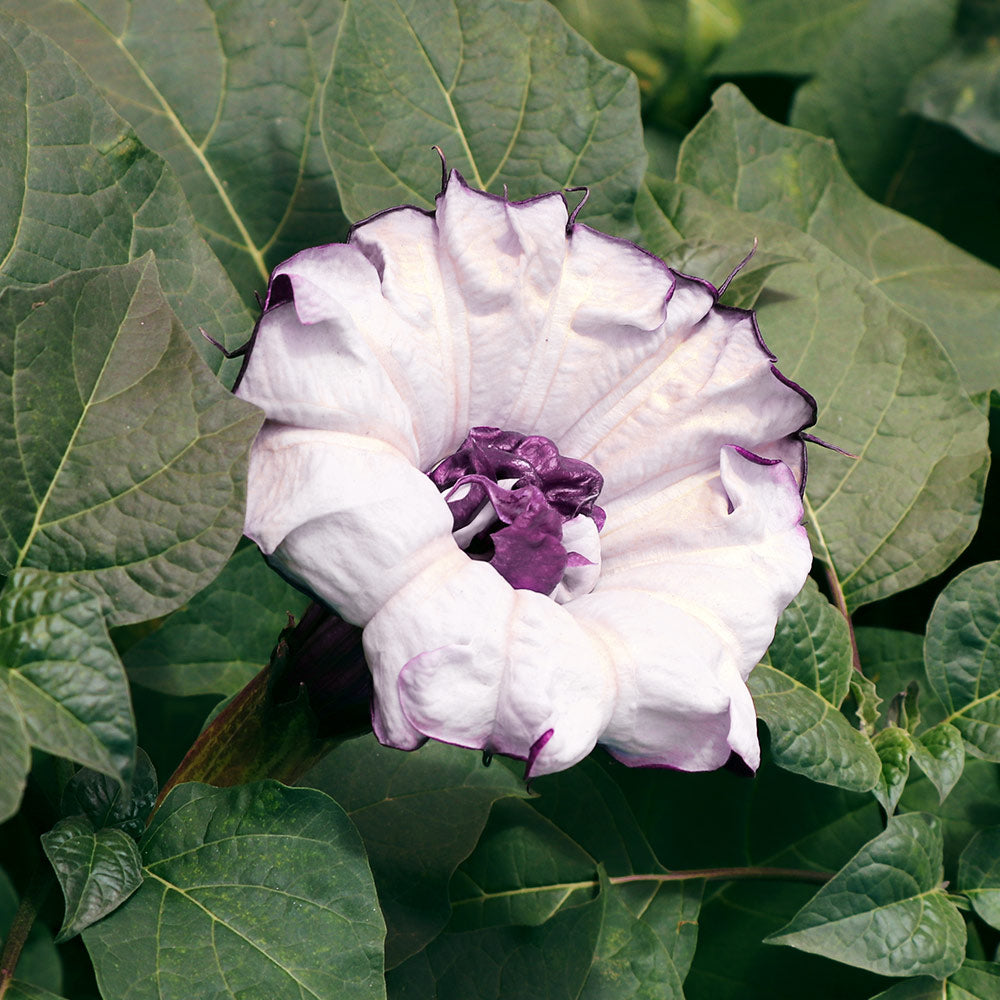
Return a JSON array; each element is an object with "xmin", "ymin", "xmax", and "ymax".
[{"xmin": 430, "ymin": 427, "xmax": 605, "ymax": 599}]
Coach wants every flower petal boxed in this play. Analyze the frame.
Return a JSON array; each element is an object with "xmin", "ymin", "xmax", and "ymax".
[
  {"xmin": 558, "ymin": 274, "xmax": 814, "ymax": 499},
  {"xmin": 363, "ymin": 556, "xmax": 616, "ymax": 776},
  {"xmin": 243, "ymin": 425, "xmax": 455, "ymax": 625},
  {"xmin": 569, "ymin": 446, "xmax": 810, "ymax": 770}
]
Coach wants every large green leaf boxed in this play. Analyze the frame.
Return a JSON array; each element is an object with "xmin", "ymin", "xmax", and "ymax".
[
  {"xmin": 390, "ymin": 757, "xmax": 700, "ymax": 1000},
  {"xmin": 676, "ymin": 85, "xmax": 1000, "ymax": 397},
  {"xmin": 638, "ymin": 178, "xmax": 988, "ymax": 609},
  {"xmin": 0, "ymin": 569, "xmax": 135, "ymax": 821},
  {"xmin": 3, "ymin": 0, "xmax": 349, "ymax": 298},
  {"xmin": 0, "ymin": 257, "xmax": 262, "ymax": 625},
  {"xmin": 83, "ymin": 781, "xmax": 386, "ymax": 1000},
  {"xmin": 307, "ymin": 735, "xmax": 527, "ymax": 968},
  {"xmin": 323, "ymin": 0, "xmax": 645, "ymax": 233},
  {"xmin": 388, "ymin": 884, "xmax": 606, "ymax": 1000},
  {"xmin": 763, "ymin": 578, "xmax": 853, "ymax": 708},
  {"xmin": 924, "ymin": 562, "xmax": 1000, "ymax": 761},
  {"xmin": 767, "ymin": 813, "xmax": 966, "ymax": 979},
  {"xmin": 124, "ymin": 544, "xmax": 310, "ymax": 697},
  {"xmin": 41, "ymin": 815, "xmax": 143, "ymax": 941},
  {"xmin": 906, "ymin": 0, "xmax": 1000, "ymax": 157},
  {"xmin": 0, "ymin": 12, "xmax": 250, "ymax": 371},
  {"xmin": 709, "ymin": 0, "xmax": 866, "ymax": 76},
  {"xmin": 789, "ymin": 0, "xmax": 958, "ymax": 196},
  {"xmin": 957, "ymin": 826, "xmax": 1000, "ymax": 930},
  {"xmin": 869, "ymin": 960, "xmax": 1000, "ymax": 999},
  {"xmin": 750, "ymin": 664, "xmax": 880, "ymax": 792}
]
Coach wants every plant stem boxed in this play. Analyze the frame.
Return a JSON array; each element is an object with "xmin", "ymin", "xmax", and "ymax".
[
  {"xmin": 610, "ymin": 866, "xmax": 832, "ymax": 886},
  {"xmin": 0, "ymin": 867, "xmax": 51, "ymax": 999}
]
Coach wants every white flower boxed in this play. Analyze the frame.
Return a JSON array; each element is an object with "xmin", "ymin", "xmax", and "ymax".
[{"xmin": 235, "ymin": 171, "xmax": 814, "ymax": 777}]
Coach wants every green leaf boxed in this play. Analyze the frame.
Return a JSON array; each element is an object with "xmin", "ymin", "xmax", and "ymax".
[
  {"xmin": 911, "ymin": 724, "xmax": 965, "ymax": 805},
  {"xmin": 857, "ymin": 628, "xmax": 948, "ymax": 732},
  {"xmin": 306, "ymin": 735, "xmax": 527, "ymax": 968},
  {"xmin": 869, "ymin": 960, "xmax": 1000, "ymax": 999},
  {"xmin": 83, "ymin": 781, "xmax": 386, "ymax": 1000},
  {"xmin": 0, "ymin": 569, "xmax": 135, "ymax": 808},
  {"xmin": 323, "ymin": 0, "xmax": 645, "ymax": 234},
  {"xmin": 674, "ymin": 755, "xmax": 886, "ymax": 1000},
  {"xmin": 60, "ymin": 748, "xmax": 158, "ymax": 840},
  {"xmin": 762, "ymin": 577, "xmax": 853, "ymax": 708},
  {"xmin": 639, "ymin": 175, "xmax": 989, "ymax": 609},
  {"xmin": 124, "ymin": 544, "xmax": 310, "ymax": 697},
  {"xmin": 789, "ymin": 0, "xmax": 958, "ymax": 196},
  {"xmin": 852, "ymin": 673, "xmax": 884, "ymax": 738},
  {"xmin": 872, "ymin": 727, "xmax": 915, "ymax": 816},
  {"xmin": 908, "ymin": 21, "xmax": 1000, "ymax": 157},
  {"xmin": 0, "ymin": 257, "xmax": 263, "ymax": 625},
  {"xmin": 957, "ymin": 826, "xmax": 1000, "ymax": 930},
  {"xmin": 676, "ymin": 84, "xmax": 1000, "ymax": 398},
  {"xmin": 749, "ymin": 664, "xmax": 880, "ymax": 792},
  {"xmin": 767, "ymin": 813, "xmax": 966, "ymax": 979},
  {"xmin": 41, "ymin": 815, "xmax": 143, "ymax": 941},
  {"xmin": 4, "ymin": 0, "xmax": 349, "ymax": 299},
  {"xmin": 388, "ymin": 883, "xmax": 606, "ymax": 1000},
  {"xmin": 2, "ymin": 985, "xmax": 70, "ymax": 1000},
  {"xmin": 393, "ymin": 757, "xmax": 699, "ymax": 1000},
  {"xmin": 710, "ymin": 0, "xmax": 866, "ymax": 76},
  {"xmin": 924, "ymin": 562, "xmax": 1000, "ymax": 761},
  {"xmin": 0, "ymin": 677, "xmax": 31, "ymax": 825},
  {"xmin": 0, "ymin": 12, "xmax": 251, "ymax": 373},
  {"xmin": 0, "ymin": 869, "xmax": 62, "ymax": 994},
  {"xmin": 900, "ymin": 759, "xmax": 1000, "ymax": 878}
]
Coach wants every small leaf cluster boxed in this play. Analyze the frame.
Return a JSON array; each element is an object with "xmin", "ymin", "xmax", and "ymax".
[{"xmin": 0, "ymin": 1, "xmax": 999, "ymax": 998}]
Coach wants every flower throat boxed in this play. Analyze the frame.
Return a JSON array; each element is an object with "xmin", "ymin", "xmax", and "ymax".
[{"xmin": 430, "ymin": 427, "xmax": 605, "ymax": 601}]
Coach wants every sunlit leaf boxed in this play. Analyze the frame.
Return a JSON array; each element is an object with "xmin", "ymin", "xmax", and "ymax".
[
  {"xmin": 638, "ymin": 176, "xmax": 988, "ymax": 610},
  {"xmin": 0, "ymin": 12, "xmax": 250, "ymax": 372},
  {"xmin": 4, "ymin": 0, "xmax": 349, "ymax": 300},
  {"xmin": 676, "ymin": 85, "xmax": 1000, "ymax": 397},
  {"xmin": 323, "ymin": 0, "xmax": 645, "ymax": 234},
  {"xmin": 750, "ymin": 664, "xmax": 880, "ymax": 792},
  {"xmin": 0, "ymin": 258, "xmax": 262, "ymax": 624}
]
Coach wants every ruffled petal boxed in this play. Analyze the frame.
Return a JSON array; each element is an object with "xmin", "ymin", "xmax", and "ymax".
[
  {"xmin": 558, "ymin": 274, "xmax": 814, "ymax": 499},
  {"xmin": 569, "ymin": 447, "xmax": 810, "ymax": 770},
  {"xmin": 363, "ymin": 555, "xmax": 616, "ymax": 776},
  {"xmin": 243, "ymin": 425, "xmax": 455, "ymax": 625}
]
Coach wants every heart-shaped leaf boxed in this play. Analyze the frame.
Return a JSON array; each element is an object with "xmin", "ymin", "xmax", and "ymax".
[
  {"xmin": 42, "ymin": 816, "xmax": 143, "ymax": 941},
  {"xmin": 83, "ymin": 781, "xmax": 386, "ymax": 1000},
  {"xmin": 924, "ymin": 562, "xmax": 1000, "ymax": 761},
  {"xmin": 0, "ymin": 12, "xmax": 251, "ymax": 371},
  {"xmin": 0, "ymin": 569, "xmax": 135, "ymax": 819},
  {"xmin": 0, "ymin": 257, "xmax": 262, "ymax": 625},
  {"xmin": 767, "ymin": 812, "xmax": 966, "ymax": 979},
  {"xmin": 323, "ymin": 0, "xmax": 645, "ymax": 233},
  {"xmin": 957, "ymin": 826, "xmax": 1000, "ymax": 930}
]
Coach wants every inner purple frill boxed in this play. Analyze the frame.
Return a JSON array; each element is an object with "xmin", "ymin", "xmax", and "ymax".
[{"xmin": 429, "ymin": 427, "xmax": 606, "ymax": 596}]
